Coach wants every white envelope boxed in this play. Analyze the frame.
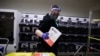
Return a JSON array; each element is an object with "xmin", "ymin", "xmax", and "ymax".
[{"xmin": 44, "ymin": 27, "xmax": 62, "ymax": 47}]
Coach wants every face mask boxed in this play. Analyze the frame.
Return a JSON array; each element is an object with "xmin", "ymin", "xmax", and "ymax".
[{"xmin": 50, "ymin": 13, "xmax": 59, "ymax": 20}]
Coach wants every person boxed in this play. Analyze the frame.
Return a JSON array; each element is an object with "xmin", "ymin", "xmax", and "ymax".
[{"xmin": 35, "ymin": 5, "xmax": 61, "ymax": 55}]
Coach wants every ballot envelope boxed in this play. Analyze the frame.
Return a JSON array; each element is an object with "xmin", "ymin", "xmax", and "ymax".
[{"xmin": 44, "ymin": 27, "xmax": 62, "ymax": 47}]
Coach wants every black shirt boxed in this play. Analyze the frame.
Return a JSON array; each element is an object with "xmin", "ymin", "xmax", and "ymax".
[
  {"xmin": 39, "ymin": 13, "xmax": 57, "ymax": 33},
  {"xmin": 37, "ymin": 13, "xmax": 58, "ymax": 54}
]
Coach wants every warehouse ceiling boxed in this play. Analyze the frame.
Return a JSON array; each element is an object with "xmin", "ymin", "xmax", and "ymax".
[
  {"xmin": 0, "ymin": 0, "xmax": 100, "ymax": 17},
  {"xmin": 0, "ymin": 0, "xmax": 99, "ymax": 7}
]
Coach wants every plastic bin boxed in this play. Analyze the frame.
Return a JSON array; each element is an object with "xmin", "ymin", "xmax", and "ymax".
[{"xmin": 6, "ymin": 52, "xmax": 55, "ymax": 56}]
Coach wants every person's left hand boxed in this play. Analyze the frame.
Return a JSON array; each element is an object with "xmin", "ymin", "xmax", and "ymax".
[{"xmin": 42, "ymin": 32, "xmax": 49, "ymax": 39}]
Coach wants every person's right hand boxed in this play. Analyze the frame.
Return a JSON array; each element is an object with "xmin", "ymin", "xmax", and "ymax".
[{"xmin": 42, "ymin": 32, "xmax": 49, "ymax": 39}]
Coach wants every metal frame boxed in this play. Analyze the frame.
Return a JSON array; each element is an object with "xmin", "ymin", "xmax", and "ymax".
[{"xmin": 0, "ymin": 38, "xmax": 9, "ymax": 56}]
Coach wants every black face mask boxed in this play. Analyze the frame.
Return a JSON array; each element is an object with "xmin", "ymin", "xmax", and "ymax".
[{"xmin": 50, "ymin": 13, "xmax": 59, "ymax": 20}]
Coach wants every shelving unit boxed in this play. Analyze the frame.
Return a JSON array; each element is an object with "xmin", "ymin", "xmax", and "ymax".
[
  {"xmin": 18, "ymin": 22, "xmax": 40, "ymax": 52},
  {"xmin": 17, "ymin": 15, "xmax": 100, "ymax": 56},
  {"xmin": 57, "ymin": 19, "xmax": 100, "ymax": 55}
]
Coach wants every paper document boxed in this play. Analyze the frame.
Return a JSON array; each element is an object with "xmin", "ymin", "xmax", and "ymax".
[{"xmin": 44, "ymin": 27, "xmax": 62, "ymax": 47}]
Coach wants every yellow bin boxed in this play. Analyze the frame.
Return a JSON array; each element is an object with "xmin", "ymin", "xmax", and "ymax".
[{"xmin": 5, "ymin": 52, "xmax": 55, "ymax": 56}]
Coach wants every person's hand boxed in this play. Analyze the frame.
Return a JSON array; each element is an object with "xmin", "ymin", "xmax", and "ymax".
[{"xmin": 42, "ymin": 32, "xmax": 49, "ymax": 39}]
